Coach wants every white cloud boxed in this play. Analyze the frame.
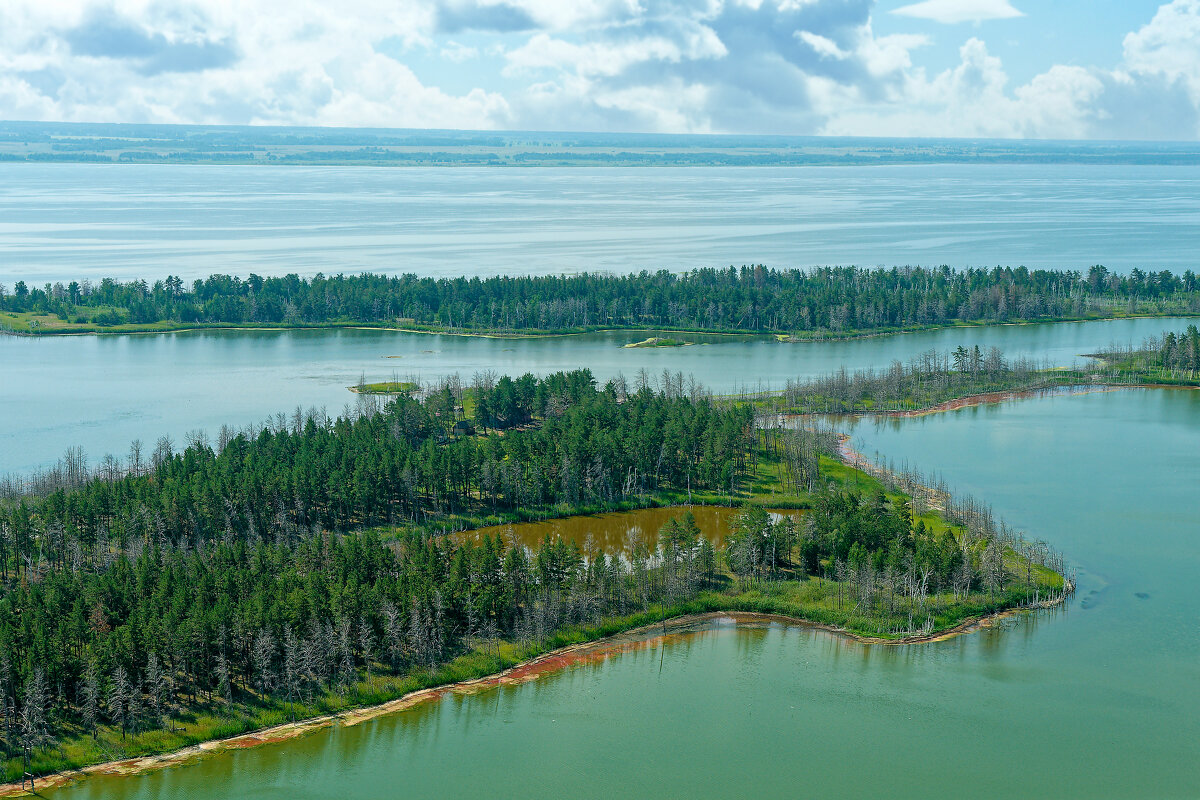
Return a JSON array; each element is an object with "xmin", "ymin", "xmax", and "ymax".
[
  {"xmin": 595, "ymin": 80, "xmax": 714, "ymax": 133},
  {"xmin": 1122, "ymin": 0, "xmax": 1200, "ymax": 101},
  {"xmin": 796, "ymin": 31, "xmax": 849, "ymax": 60},
  {"xmin": 0, "ymin": 0, "xmax": 1198, "ymax": 138},
  {"xmin": 440, "ymin": 41, "xmax": 479, "ymax": 62},
  {"xmin": 0, "ymin": 0, "xmax": 507, "ymax": 128},
  {"xmin": 892, "ymin": 0, "xmax": 1024, "ymax": 25},
  {"xmin": 503, "ymin": 33, "xmax": 706, "ymax": 79},
  {"xmin": 817, "ymin": 17, "xmax": 1199, "ymax": 142}
]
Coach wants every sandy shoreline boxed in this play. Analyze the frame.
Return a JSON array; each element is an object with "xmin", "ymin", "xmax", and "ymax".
[{"xmin": 0, "ymin": 600, "xmax": 1070, "ymax": 797}]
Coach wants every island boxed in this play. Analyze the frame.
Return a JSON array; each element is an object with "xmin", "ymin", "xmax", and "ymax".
[
  {"xmin": 0, "ymin": 367, "xmax": 1070, "ymax": 793},
  {"xmin": 756, "ymin": 327, "xmax": 1200, "ymax": 417},
  {"xmin": 623, "ymin": 336, "xmax": 693, "ymax": 348},
  {"xmin": 1, "ymin": 267, "xmax": 1197, "ymax": 341},
  {"xmin": 348, "ymin": 380, "xmax": 417, "ymax": 395}
]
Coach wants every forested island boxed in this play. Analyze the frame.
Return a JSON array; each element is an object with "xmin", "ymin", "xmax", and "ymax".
[
  {"xmin": 1, "ymin": 265, "xmax": 1197, "ymax": 338},
  {"xmin": 0, "ymin": 369, "xmax": 1067, "ymax": 788}
]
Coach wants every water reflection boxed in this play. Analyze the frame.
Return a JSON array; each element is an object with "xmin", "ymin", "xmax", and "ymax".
[
  {"xmin": 4, "ymin": 316, "xmax": 1197, "ymax": 475},
  {"xmin": 460, "ymin": 505, "xmax": 804, "ymax": 556}
]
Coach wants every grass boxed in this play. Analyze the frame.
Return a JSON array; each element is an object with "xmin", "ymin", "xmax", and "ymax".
[
  {"xmin": 350, "ymin": 381, "xmax": 417, "ymax": 394},
  {"xmin": 0, "ymin": 310, "xmax": 300, "ymax": 336},
  {"xmin": 5, "ymin": 306, "xmax": 1196, "ymax": 340}
]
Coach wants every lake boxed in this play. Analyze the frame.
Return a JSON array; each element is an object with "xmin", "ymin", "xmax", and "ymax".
[
  {"xmin": 43, "ymin": 385, "xmax": 1200, "ymax": 799},
  {"xmin": 6, "ymin": 157, "xmax": 1200, "ymax": 797},
  {"xmin": 2, "ymin": 316, "xmax": 1196, "ymax": 476},
  {"xmin": 4, "ymin": 163, "xmax": 1200, "ymax": 285}
]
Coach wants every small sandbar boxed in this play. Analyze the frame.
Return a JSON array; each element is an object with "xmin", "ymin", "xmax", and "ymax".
[{"xmin": 623, "ymin": 336, "xmax": 693, "ymax": 349}]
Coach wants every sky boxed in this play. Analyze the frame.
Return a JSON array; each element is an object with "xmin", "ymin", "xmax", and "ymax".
[{"xmin": 0, "ymin": 0, "xmax": 1197, "ymax": 139}]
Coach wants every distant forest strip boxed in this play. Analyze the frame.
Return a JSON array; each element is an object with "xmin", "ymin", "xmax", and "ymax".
[
  {"xmin": 0, "ymin": 369, "xmax": 1067, "ymax": 783},
  {"xmin": 769, "ymin": 326, "xmax": 1200, "ymax": 415},
  {"xmin": 6, "ymin": 122, "xmax": 1200, "ymax": 166},
  {"xmin": 1, "ymin": 265, "xmax": 1198, "ymax": 337}
]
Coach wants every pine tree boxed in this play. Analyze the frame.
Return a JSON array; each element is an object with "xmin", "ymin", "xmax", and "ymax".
[{"xmin": 80, "ymin": 662, "xmax": 101, "ymax": 738}]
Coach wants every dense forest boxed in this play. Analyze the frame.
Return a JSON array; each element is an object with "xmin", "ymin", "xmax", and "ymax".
[
  {"xmin": 2, "ymin": 265, "xmax": 1197, "ymax": 335},
  {"xmin": 0, "ymin": 369, "xmax": 754, "ymax": 537},
  {"xmin": 0, "ymin": 369, "xmax": 1065, "ymax": 782}
]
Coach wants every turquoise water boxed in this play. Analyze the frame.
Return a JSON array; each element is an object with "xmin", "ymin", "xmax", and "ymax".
[
  {"xmin": 45, "ymin": 387, "xmax": 1200, "ymax": 799},
  {"xmin": 1, "ymin": 317, "xmax": 1195, "ymax": 475},
  {"xmin": 3, "ymin": 163, "xmax": 1200, "ymax": 283}
]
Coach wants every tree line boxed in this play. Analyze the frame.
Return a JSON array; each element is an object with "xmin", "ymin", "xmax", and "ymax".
[
  {"xmin": 0, "ymin": 417, "xmax": 1064, "ymax": 774},
  {"xmin": 1095, "ymin": 325, "xmax": 1200, "ymax": 378},
  {"xmin": 3, "ymin": 265, "xmax": 1197, "ymax": 334},
  {"xmin": 773, "ymin": 331, "xmax": 1200, "ymax": 416},
  {"xmin": 777, "ymin": 346, "xmax": 1058, "ymax": 414},
  {"xmin": 0, "ymin": 369, "xmax": 759, "ymax": 772},
  {"xmin": 0, "ymin": 370, "xmax": 755, "ymax": 566}
]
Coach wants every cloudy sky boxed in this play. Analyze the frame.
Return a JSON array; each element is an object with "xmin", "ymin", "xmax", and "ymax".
[{"xmin": 1, "ymin": 0, "xmax": 1197, "ymax": 138}]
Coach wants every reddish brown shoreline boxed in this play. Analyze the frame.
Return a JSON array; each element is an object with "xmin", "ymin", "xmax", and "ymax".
[
  {"xmin": 849, "ymin": 384, "xmax": 1117, "ymax": 419},
  {"xmin": 0, "ymin": 601, "xmax": 1071, "ymax": 797},
  {"xmin": 802, "ymin": 382, "xmax": 1197, "ymax": 423}
]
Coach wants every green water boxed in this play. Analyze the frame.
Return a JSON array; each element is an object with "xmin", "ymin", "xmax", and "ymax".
[{"xmin": 47, "ymin": 387, "xmax": 1200, "ymax": 798}]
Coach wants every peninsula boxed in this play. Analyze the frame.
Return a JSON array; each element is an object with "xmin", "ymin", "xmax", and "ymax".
[{"xmin": 0, "ymin": 369, "xmax": 1067, "ymax": 789}]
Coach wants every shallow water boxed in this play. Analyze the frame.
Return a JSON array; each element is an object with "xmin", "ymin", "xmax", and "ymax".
[
  {"xmin": 2, "ymin": 316, "xmax": 1195, "ymax": 475},
  {"xmin": 45, "ymin": 388, "xmax": 1200, "ymax": 799},
  {"xmin": 460, "ymin": 505, "xmax": 802, "ymax": 555}
]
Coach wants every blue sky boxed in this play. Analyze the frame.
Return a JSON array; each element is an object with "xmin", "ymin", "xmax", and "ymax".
[{"xmin": 0, "ymin": 0, "xmax": 1195, "ymax": 139}]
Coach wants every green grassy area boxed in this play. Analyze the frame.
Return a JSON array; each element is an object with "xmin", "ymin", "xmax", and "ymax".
[
  {"xmin": 350, "ymin": 381, "xmax": 418, "ymax": 394},
  {"xmin": 0, "ymin": 310, "xmax": 296, "ymax": 336}
]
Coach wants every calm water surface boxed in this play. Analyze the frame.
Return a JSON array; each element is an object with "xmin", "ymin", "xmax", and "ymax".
[
  {"xmin": 3, "ymin": 163, "xmax": 1200, "ymax": 283},
  {"xmin": 461, "ymin": 505, "xmax": 802, "ymax": 554},
  {"xmin": 47, "ymin": 388, "xmax": 1200, "ymax": 799},
  {"xmin": 2, "ymin": 316, "xmax": 1195, "ymax": 475}
]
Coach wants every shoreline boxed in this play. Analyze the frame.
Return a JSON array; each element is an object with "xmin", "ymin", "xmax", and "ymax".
[
  {"xmin": 793, "ymin": 381, "xmax": 1199, "ymax": 423},
  {"xmin": 4, "ymin": 312, "xmax": 1196, "ymax": 342},
  {"xmin": 848, "ymin": 384, "xmax": 1121, "ymax": 418},
  {"xmin": 0, "ymin": 602, "xmax": 1068, "ymax": 798}
]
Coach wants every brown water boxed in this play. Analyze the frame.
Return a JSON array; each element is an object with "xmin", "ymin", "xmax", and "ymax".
[{"xmin": 458, "ymin": 505, "xmax": 803, "ymax": 555}]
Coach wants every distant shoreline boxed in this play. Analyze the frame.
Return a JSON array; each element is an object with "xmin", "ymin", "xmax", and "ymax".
[{"xmin": 4, "ymin": 312, "xmax": 1196, "ymax": 343}]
